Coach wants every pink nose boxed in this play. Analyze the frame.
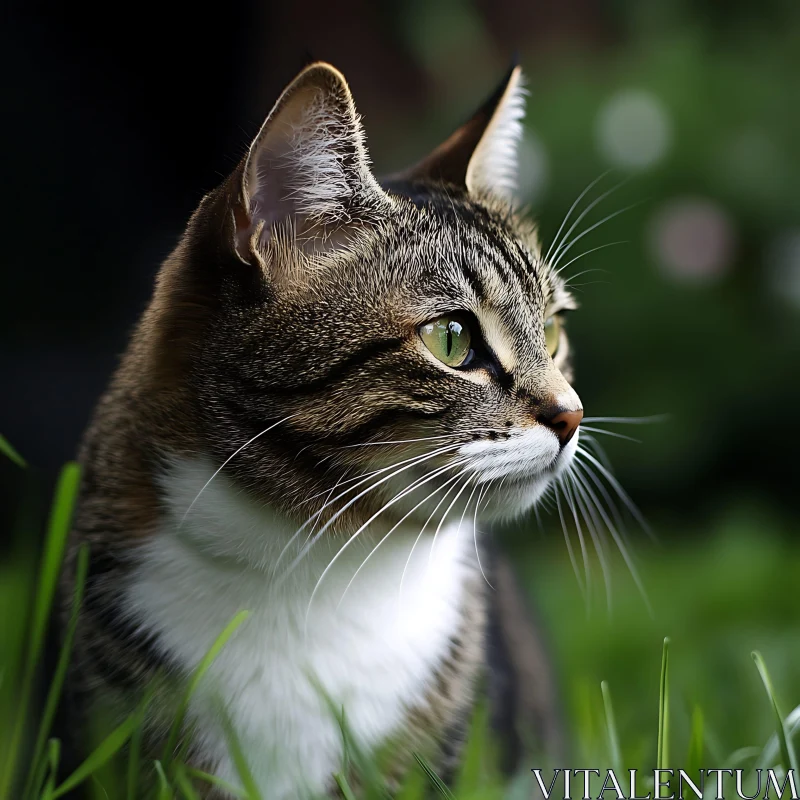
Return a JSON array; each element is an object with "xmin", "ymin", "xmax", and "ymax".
[{"xmin": 538, "ymin": 407, "xmax": 583, "ymax": 447}]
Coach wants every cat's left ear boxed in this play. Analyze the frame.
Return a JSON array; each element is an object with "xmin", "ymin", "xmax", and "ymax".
[
  {"xmin": 395, "ymin": 64, "xmax": 526, "ymax": 205},
  {"xmin": 234, "ymin": 62, "xmax": 390, "ymax": 259}
]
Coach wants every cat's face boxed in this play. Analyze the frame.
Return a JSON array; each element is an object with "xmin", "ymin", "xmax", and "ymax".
[{"xmin": 169, "ymin": 63, "xmax": 583, "ymax": 532}]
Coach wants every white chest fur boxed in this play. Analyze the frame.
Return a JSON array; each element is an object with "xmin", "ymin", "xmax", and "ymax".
[{"xmin": 125, "ymin": 458, "xmax": 477, "ymax": 799}]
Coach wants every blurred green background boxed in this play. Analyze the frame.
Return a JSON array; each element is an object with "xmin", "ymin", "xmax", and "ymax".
[{"xmin": 2, "ymin": 0, "xmax": 800, "ymax": 786}]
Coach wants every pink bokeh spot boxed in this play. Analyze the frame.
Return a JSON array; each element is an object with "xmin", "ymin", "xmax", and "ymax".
[{"xmin": 648, "ymin": 198, "xmax": 736, "ymax": 284}]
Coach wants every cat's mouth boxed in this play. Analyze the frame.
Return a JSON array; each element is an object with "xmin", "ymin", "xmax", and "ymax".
[
  {"xmin": 459, "ymin": 425, "xmax": 577, "ymax": 483},
  {"xmin": 453, "ymin": 427, "xmax": 580, "ymax": 519}
]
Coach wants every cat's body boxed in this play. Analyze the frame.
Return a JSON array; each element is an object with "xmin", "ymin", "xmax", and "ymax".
[
  {"xmin": 64, "ymin": 62, "xmax": 579, "ymax": 797},
  {"xmin": 130, "ymin": 458, "xmax": 484, "ymax": 796}
]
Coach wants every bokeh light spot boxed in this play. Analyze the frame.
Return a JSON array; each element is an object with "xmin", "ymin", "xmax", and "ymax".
[
  {"xmin": 596, "ymin": 89, "xmax": 671, "ymax": 170},
  {"xmin": 648, "ymin": 198, "xmax": 736, "ymax": 284}
]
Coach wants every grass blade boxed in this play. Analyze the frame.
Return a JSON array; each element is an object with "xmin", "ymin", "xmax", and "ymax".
[
  {"xmin": 0, "ymin": 432, "xmax": 27, "ymax": 467},
  {"xmin": 334, "ymin": 772, "xmax": 358, "ymax": 800},
  {"xmin": 161, "ymin": 610, "xmax": 250, "ymax": 770},
  {"xmin": 40, "ymin": 739, "xmax": 61, "ymax": 800},
  {"xmin": 413, "ymin": 753, "xmax": 455, "ymax": 799},
  {"xmin": 752, "ymin": 651, "xmax": 799, "ymax": 773},
  {"xmin": 395, "ymin": 760, "xmax": 428, "ymax": 800},
  {"xmin": 51, "ymin": 710, "xmax": 139, "ymax": 798},
  {"xmin": 127, "ymin": 683, "xmax": 157, "ymax": 800},
  {"xmin": 219, "ymin": 704, "xmax": 262, "ymax": 800},
  {"xmin": 23, "ymin": 544, "xmax": 89, "ymax": 800},
  {"xmin": 686, "ymin": 705, "xmax": 704, "ymax": 778},
  {"xmin": 453, "ymin": 700, "xmax": 503, "ymax": 796},
  {"xmin": 656, "ymin": 637, "xmax": 670, "ymax": 796},
  {"xmin": 174, "ymin": 765, "xmax": 201, "ymax": 800},
  {"xmin": 0, "ymin": 462, "xmax": 81, "ymax": 799},
  {"xmin": 315, "ymin": 681, "xmax": 384, "ymax": 795},
  {"xmin": 154, "ymin": 760, "xmax": 173, "ymax": 800},
  {"xmin": 601, "ymin": 680, "xmax": 623, "ymax": 777},
  {"xmin": 184, "ymin": 767, "xmax": 247, "ymax": 798}
]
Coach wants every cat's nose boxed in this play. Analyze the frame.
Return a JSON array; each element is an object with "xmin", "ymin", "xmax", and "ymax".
[{"xmin": 537, "ymin": 405, "xmax": 584, "ymax": 447}]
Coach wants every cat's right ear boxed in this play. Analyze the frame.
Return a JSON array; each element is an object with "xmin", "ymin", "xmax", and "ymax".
[{"xmin": 233, "ymin": 63, "xmax": 391, "ymax": 261}]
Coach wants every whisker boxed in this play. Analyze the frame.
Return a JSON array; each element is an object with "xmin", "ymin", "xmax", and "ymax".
[
  {"xmin": 562, "ymin": 476, "xmax": 592, "ymax": 609},
  {"xmin": 571, "ymin": 466, "xmax": 653, "ymax": 617},
  {"xmin": 293, "ymin": 466, "xmax": 358, "ymax": 565},
  {"xmin": 573, "ymin": 458, "xmax": 628, "ymax": 542},
  {"xmin": 472, "ymin": 482, "xmax": 493, "ymax": 589},
  {"xmin": 555, "ymin": 480, "xmax": 585, "ymax": 598},
  {"xmin": 336, "ymin": 464, "xmax": 468, "ymax": 609},
  {"xmin": 303, "ymin": 457, "xmax": 470, "ymax": 630},
  {"xmin": 551, "ymin": 201, "xmax": 640, "ymax": 274},
  {"xmin": 562, "ymin": 268, "xmax": 610, "ymax": 286},
  {"xmin": 549, "ymin": 177, "xmax": 628, "ymax": 268},
  {"xmin": 576, "ymin": 447, "xmax": 655, "ymax": 541},
  {"xmin": 582, "ymin": 415, "xmax": 668, "ymax": 425},
  {"xmin": 581, "ymin": 426, "xmax": 642, "ymax": 444},
  {"xmin": 398, "ymin": 467, "xmax": 470, "ymax": 608},
  {"xmin": 567, "ymin": 472, "xmax": 613, "ymax": 612},
  {"xmin": 554, "ymin": 241, "xmax": 626, "ymax": 279},
  {"xmin": 577, "ymin": 433, "xmax": 615, "ymax": 473},
  {"xmin": 428, "ymin": 469, "xmax": 476, "ymax": 569},
  {"xmin": 180, "ymin": 414, "xmax": 299, "ymax": 525},
  {"xmin": 277, "ymin": 443, "xmax": 465, "ymax": 576},
  {"xmin": 342, "ymin": 428, "xmax": 508, "ymax": 449},
  {"xmin": 543, "ymin": 171, "xmax": 612, "ymax": 266}
]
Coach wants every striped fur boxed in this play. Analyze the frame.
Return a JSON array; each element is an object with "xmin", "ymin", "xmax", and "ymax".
[{"xmin": 64, "ymin": 62, "xmax": 580, "ymax": 797}]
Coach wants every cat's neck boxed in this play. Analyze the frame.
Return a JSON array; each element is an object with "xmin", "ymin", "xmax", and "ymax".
[{"xmin": 122, "ymin": 455, "xmax": 482, "ymax": 797}]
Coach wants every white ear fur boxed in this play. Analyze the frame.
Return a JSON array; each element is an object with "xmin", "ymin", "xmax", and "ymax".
[
  {"xmin": 465, "ymin": 66, "xmax": 527, "ymax": 203},
  {"xmin": 237, "ymin": 63, "xmax": 388, "ymax": 256}
]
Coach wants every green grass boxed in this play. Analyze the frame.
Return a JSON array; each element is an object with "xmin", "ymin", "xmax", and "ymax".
[{"xmin": 2, "ymin": 447, "xmax": 799, "ymax": 798}]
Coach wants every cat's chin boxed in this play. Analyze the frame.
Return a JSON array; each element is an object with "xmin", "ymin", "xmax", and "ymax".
[{"xmin": 475, "ymin": 434, "xmax": 579, "ymax": 524}]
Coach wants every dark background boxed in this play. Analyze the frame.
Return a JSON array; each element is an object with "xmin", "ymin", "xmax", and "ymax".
[
  {"xmin": 3, "ymin": 0, "xmax": 800, "ymax": 532},
  {"xmin": 2, "ymin": 0, "xmax": 800, "ymax": 774}
]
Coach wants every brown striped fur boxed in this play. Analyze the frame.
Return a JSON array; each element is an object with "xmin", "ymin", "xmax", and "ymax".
[{"xmin": 63, "ymin": 61, "xmax": 576, "ymax": 795}]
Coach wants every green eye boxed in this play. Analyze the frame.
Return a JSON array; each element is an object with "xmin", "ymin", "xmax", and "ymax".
[
  {"xmin": 420, "ymin": 315, "xmax": 473, "ymax": 367},
  {"xmin": 544, "ymin": 315, "xmax": 561, "ymax": 357}
]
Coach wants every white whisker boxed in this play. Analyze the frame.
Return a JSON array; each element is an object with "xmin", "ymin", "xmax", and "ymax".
[
  {"xmin": 568, "ymin": 471, "xmax": 613, "ymax": 612},
  {"xmin": 576, "ymin": 447, "xmax": 654, "ymax": 540},
  {"xmin": 180, "ymin": 414, "xmax": 298, "ymax": 525},
  {"xmin": 277, "ymin": 443, "xmax": 464, "ymax": 577},
  {"xmin": 428, "ymin": 470, "xmax": 476, "ymax": 570},
  {"xmin": 543, "ymin": 171, "xmax": 612, "ymax": 266},
  {"xmin": 398, "ymin": 466, "xmax": 470, "ymax": 608},
  {"xmin": 573, "ymin": 458, "xmax": 628, "ymax": 541},
  {"xmin": 555, "ymin": 241, "xmax": 626, "ymax": 279},
  {"xmin": 304, "ymin": 456, "xmax": 470, "ymax": 631},
  {"xmin": 555, "ymin": 480, "xmax": 585, "ymax": 598},
  {"xmin": 336, "ymin": 462, "xmax": 468, "ymax": 609},
  {"xmin": 571, "ymin": 466, "xmax": 652, "ymax": 616},
  {"xmin": 581, "ymin": 426, "xmax": 642, "ymax": 444},
  {"xmin": 551, "ymin": 201, "xmax": 639, "ymax": 274},
  {"xmin": 563, "ymin": 476, "xmax": 592, "ymax": 606},
  {"xmin": 342, "ymin": 428, "xmax": 507, "ymax": 449},
  {"xmin": 577, "ymin": 433, "xmax": 615, "ymax": 473},
  {"xmin": 549, "ymin": 177, "xmax": 628, "ymax": 268},
  {"xmin": 582, "ymin": 415, "xmax": 668, "ymax": 425},
  {"xmin": 472, "ymin": 482, "xmax": 493, "ymax": 589}
]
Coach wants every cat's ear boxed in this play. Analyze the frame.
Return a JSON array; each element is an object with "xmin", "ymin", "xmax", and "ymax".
[
  {"xmin": 396, "ymin": 65, "xmax": 526, "ymax": 204},
  {"xmin": 234, "ymin": 62, "xmax": 389, "ymax": 258}
]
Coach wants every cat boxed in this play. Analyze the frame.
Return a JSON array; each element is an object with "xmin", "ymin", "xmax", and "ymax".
[{"xmin": 63, "ymin": 61, "xmax": 583, "ymax": 798}]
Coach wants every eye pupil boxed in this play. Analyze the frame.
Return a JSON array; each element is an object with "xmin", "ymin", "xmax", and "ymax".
[{"xmin": 420, "ymin": 314, "xmax": 472, "ymax": 368}]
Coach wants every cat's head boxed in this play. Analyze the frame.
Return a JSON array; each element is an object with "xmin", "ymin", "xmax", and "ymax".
[{"xmin": 151, "ymin": 62, "xmax": 583, "ymax": 531}]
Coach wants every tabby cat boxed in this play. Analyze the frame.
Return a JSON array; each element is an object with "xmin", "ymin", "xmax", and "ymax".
[{"xmin": 64, "ymin": 61, "xmax": 584, "ymax": 798}]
